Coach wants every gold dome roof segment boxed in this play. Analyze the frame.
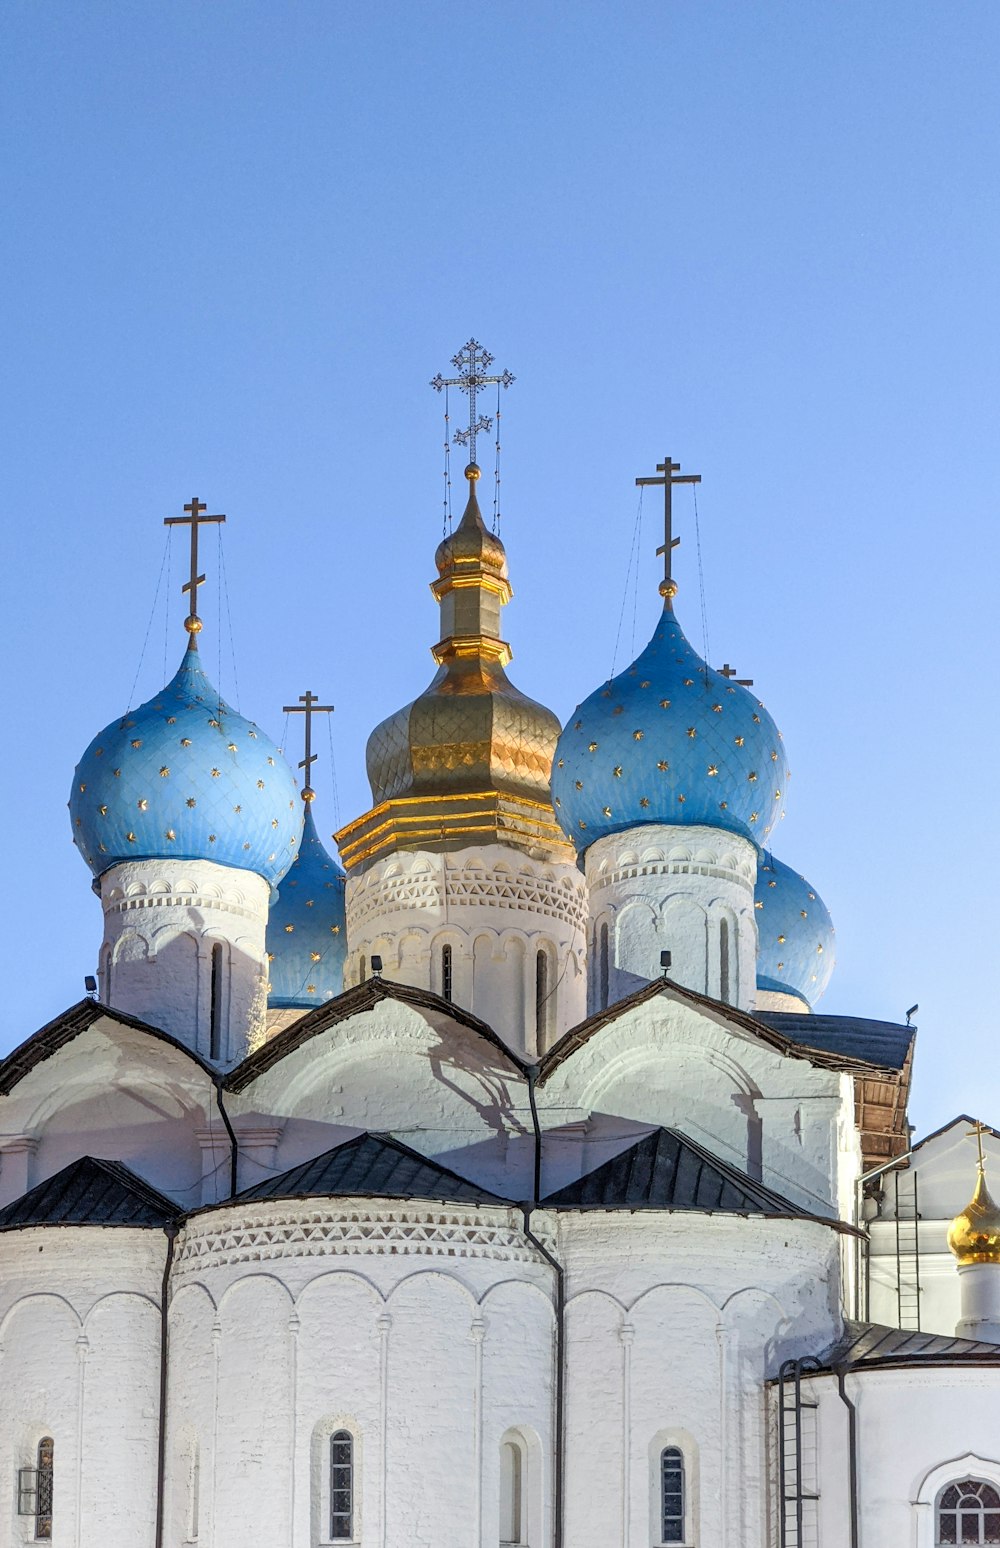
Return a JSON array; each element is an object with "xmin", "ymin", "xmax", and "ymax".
[
  {"xmin": 336, "ymin": 465, "xmax": 572, "ymax": 872},
  {"xmin": 948, "ymin": 1121, "xmax": 1000, "ymax": 1265}
]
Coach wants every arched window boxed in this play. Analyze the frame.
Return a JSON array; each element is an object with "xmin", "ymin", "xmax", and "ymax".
[
  {"xmin": 598, "ymin": 921, "xmax": 610, "ymax": 1010},
  {"xmin": 719, "ymin": 917, "xmax": 730, "ymax": 1004},
  {"xmin": 209, "ymin": 942, "xmax": 224, "ymax": 1060},
  {"xmin": 660, "ymin": 1446, "xmax": 685, "ymax": 1544},
  {"xmin": 441, "ymin": 943, "xmax": 453, "ymax": 1003},
  {"xmin": 329, "ymin": 1431, "xmax": 354, "ymax": 1540},
  {"xmin": 18, "ymin": 1437, "xmax": 54, "ymax": 1539},
  {"xmin": 500, "ymin": 1437, "xmax": 524, "ymax": 1545},
  {"xmin": 535, "ymin": 949, "xmax": 551, "ymax": 1045},
  {"xmin": 936, "ymin": 1478, "xmax": 1000, "ymax": 1544}
]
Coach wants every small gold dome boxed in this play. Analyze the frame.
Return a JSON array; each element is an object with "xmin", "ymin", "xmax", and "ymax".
[{"xmin": 948, "ymin": 1170, "xmax": 1000, "ymax": 1264}]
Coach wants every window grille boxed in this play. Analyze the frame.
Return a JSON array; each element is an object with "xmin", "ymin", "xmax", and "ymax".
[
  {"xmin": 18, "ymin": 1438, "xmax": 54, "ymax": 1540},
  {"xmin": 442, "ymin": 944, "xmax": 453, "ymax": 1003},
  {"xmin": 329, "ymin": 1431, "xmax": 353, "ymax": 1541},
  {"xmin": 937, "ymin": 1478, "xmax": 1000, "ymax": 1544},
  {"xmin": 661, "ymin": 1446, "xmax": 685, "ymax": 1544}
]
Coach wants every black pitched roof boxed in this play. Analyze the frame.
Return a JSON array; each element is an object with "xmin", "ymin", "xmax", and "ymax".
[
  {"xmin": 0, "ymin": 1156, "xmax": 180, "ymax": 1230},
  {"xmin": 234, "ymin": 1131, "xmax": 510, "ymax": 1207},
  {"xmin": 226, "ymin": 978, "xmax": 530, "ymax": 1092},
  {"xmin": 541, "ymin": 1125, "xmax": 816, "ymax": 1218},
  {"xmin": 809, "ymin": 1319, "xmax": 1000, "ymax": 1373},
  {"xmin": 0, "ymin": 998, "xmax": 215, "ymax": 1095},
  {"xmin": 753, "ymin": 1012, "xmax": 914, "ymax": 1072}
]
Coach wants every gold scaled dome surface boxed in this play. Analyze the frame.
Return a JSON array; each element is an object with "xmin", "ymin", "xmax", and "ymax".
[
  {"xmin": 948, "ymin": 1169, "xmax": 1000, "ymax": 1265},
  {"xmin": 336, "ymin": 467, "xmax": 572, "ymax": 872}
]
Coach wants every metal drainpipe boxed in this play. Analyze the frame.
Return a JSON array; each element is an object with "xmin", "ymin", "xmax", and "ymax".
[
  {"xmin": 154, "ymin": 1222, "xmax": 179, "ymax": 1548},
  {"xmin": 835, "ymin": 1366, "xmax": 860, "ymax": 1548},
  {"xmin": 526, "ymin": 1066, "xmax": 565, "ymax": 1548},
  {"xmin": 213, "ymin": 1077, "xmax": 239, "ymax": 1197}
]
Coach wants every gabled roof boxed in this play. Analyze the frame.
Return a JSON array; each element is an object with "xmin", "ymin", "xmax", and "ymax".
[
  {"xmin": 232, "ymin": 1131, "xmax": 510, "ymax": 1206},
  {"xmin": 913, "ymin": 1113, "xmax": 1000, "ymax": 1152},
  {"xmin": 537, "ymin": 980, "xmax": 898, "ymax": 1085},
  {"xmin": 226, "ymin": 977, "xmax": 530, "ymax": 1093},
  {"xmin": 0, "ymin": 1156, "xmax": 179, "ymax": 1231},
  {"xmin": 541, "ymin": 1125, "xmax": 821, "ymax": 1220},
  {"xmin": 809, "ymin": 1319, "xmax": 1000, "ymax": 1373},
  {"xmin": 0, "ymin": 998, "xmax": 216, "ymax": 1096},
  {"xmin": 753, "ymin": 1011, "xmax": 914, "ymax": 1072}
]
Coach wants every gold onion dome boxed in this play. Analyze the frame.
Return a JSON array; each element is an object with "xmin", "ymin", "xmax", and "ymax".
[
  {"xmin": 948, "ymin": 1167, "xmax": 1000, "ymax": 1265},
  {"xmin": 336, "ymin": 465, "xmax": 572, "ymax": 871}
]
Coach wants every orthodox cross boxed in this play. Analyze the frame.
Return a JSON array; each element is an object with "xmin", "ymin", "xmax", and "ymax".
[
  {"xmin": 635, "ymin": 456, "xmax": 701, "ymax": 592},
  {"xmin": 718, "ymin": 662, "xmax": 755, "ymax": 688},
  {"xmin": 283, "ymin": 690, "xmax": 334, "ymax": 801},
  {"xmin": 430, "ymin": 339, "xmax": 515, "ymax": 466},
  {"xmin": 967, "ymin": 1119, "xmax": 992, "ymax": 1175},
  {"xmin": 163, "ymin": 497, "xmax": 226, "ymax": 635}
]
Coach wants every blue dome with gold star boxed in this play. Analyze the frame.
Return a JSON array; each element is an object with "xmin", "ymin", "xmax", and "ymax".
[
  {"xmin": 551, "ymin": 603, "xmax": 789, "ymax": 852},
  {"xmin": 266, "ymin": 805, "xmax": 347, "ymax": 1008},
  {"xmin": 755, "ymin": 854, "xmax": 835, "ymax": 1008},
  {"xmin": 70, "ymin": 645, "xmax": 302, "ymax": 886}
]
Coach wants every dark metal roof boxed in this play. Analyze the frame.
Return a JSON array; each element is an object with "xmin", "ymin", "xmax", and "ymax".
[
  {"xmin": 753, "ymin": 1012, "xmax": 914, "ymax": 1072},
  {"xmin": 233, "ymin": 1131, "xmax": 510, "ymax": 1206},
  {"xmin": 226, "ymin": 978, "xmax": 530, "ymax": 1093},
  {"xmin": 538, "ymin": 980, "xmax": 897, "ymax": 1085},
  {"xmin": 810, "ymin": 1319, "xmax": 1000, "ymax": 1373},
  {"xmin": 0, "ymin": 1156, "xmax": 179, "ymax": 1231},
  {"xmin": 0, "ymin": 998, "xmax": 216, "ymax": 1095},
  {"xmin": 541, "ymin": 1125, "xmax": 821, "ymax": 1219}
]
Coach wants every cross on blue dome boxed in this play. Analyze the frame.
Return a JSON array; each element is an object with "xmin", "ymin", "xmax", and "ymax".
[
  {"xmin": 552, "ymin": 602, "xmax": 790, "ymax": 851},
  {"xmin": 69, "ymin": 645, "xmax": 302, "ymax": 887}
]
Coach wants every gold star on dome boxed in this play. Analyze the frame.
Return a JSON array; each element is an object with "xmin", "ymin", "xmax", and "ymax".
[
  {"xmin": 165, "ymin": 829, "xmax": 175, "ymax": 840},
  {"xmin": 166, "ymin": 717, "xmax": 176, "ymax": 725},
  {"xmin": 657, "ymin": 760, "xmax": 669, "ymax": 771},
  {"xmin": 707, "ymin": 765, "xmax": 718, "ymax": 776},
  {"xmin": 208, "ymin": 718, "xmax": 220, "ymax": 728},
  {"xmin": 755, "ymin": 900, "xmax": 763, "ymax": 910},
  {"xmin": 186, "ymin": 798, "xmax": 196, "ymax": 808},
  {"xmin": 575, "ymin": 780, "xmax": 583, "ymax": 790},
  {"xmin": 331, "ymin": 924, "xmax": 341, "ymax": 935},
  {"xmin": 578, "ymin": 820, "xmax": 587, "ymax": 830},
  {"xmin": 160, "ymin": 767, "xmax": 170, "ymax": 777},
  {"xmin": 753, "ymin": 713, "xmax": 761, "ymax": 723},
  {"xmin": 613, "ymin": 765, "xmax": 622, "ymax": 777},
  {"xmin": 778, "ymin": 934, "xmax": 786, "ymax": 943},
  {"xmin": 211, "ymin": 768, "xmax": 220, "ymax": 778},
  {"xmin": 589, "ymin": 742, "xmax": 598, "ymax": 752},
  {"xmin": 113, "ymin": 768, "xmax": 121, "ymax": 777},
  {"xmin": 126, "ymin": 831, "xmax": 136, "ymax": 843},
  {"xmin": 99, "ymin": 804, "xmax": 108, "ymax": 816},
  {"xmin": 602, "ymin": 806, "xmax": 612, "ymax": 817},
  {"xmin": 79, "ymin": 782, "xmax": 86, "ymax": 793},
  {"xmin": 777, "ymin": 961, "xmax": 784, "ymax": 970},
  {"xmin": 556, "ymin": 758, "xmax": 564, "ymax": 768},
  {"xmin": 181, "ymin": 738, "xmax": 192, "ymax": 747},
  {"xmin": 719, "ymin": 801, "xmax": 728, "ymax": 810},
  {"xmin": 686, "ymin": 727, "xmax": 697, "ymax": 738},
  {"xmin": 131, "ymin": 739, "xmax": 142, "ymax": 750},
  {"xmin": 748, "ymin": 772, "xmax": 757, "ymax": 783},
  {"xmin": 208, "ymin": 834, "xmax": 216, "ymax": 842},
  {"xmin": 267, "ymin": 952, "xmax": 275, "ymax": 962},
  {"xmin": 801, "ymin": 909, "xmax": 808, "ymax": 918},
  {"xmin": 257, "ymin": 780, "xmax": 265, "ymax": 789},
  {"xmin": 677, "ymin": 793, "xmax": 686, "ymax": 803},
  {"xmin": 684, "ymin": 678, "xmax": 694, "ymax": 686},
  {"xmin": 750, "ymin": 811, "xmax": 759, "ymax": 822},
  {"xmin": 267, "ymin": 757, "xmax": 275, "ymax": 767},
  {"xmin": 712, "ymin": 704, "xmax": 722, "ymax": 713},
  {"xmin": 660, "ymin": 699, "xmax": 671, "ymax": 709},
  {"xmin": 769, "ymin": 879, "xmax": 776, "ymax": 888},
  {"xmin": 271, "ymin": 818, "xmax": 279, "ymax": 828},
  {"xmin": 639, "ymin": 797, "xmax": 649, "ymax": 808},
  {"xmin": 233, "ymin": 804, "xmax": 242, "ymax": 814},
  {"xmin": 735, "ymin": 736, "xmax": 745, "ymax": 747},
  {"xmin": 284, "ymin": 923, "xmax": 294, "ymax": 933},
  {"xmin": 137, "ymin": 798, "xmax": 148, "ymax": 811},
  {"xmin": 816, "ymin": 944, "xmax": 824, "ymax": 954},
  {"xmin": 554, "ymin": 797, "xmax": 561, "ymax": 807},
  {"xmin": 771, "ymin": 750, "xmax": 778, "ymax": 762},
  {"xmin": 641, "ymin": 680, "xmax": 650, "ymax": 688},
  {"xmin": 612, "ymin": 705, "xmax": 624, "ymax": 716},
  {"xmin": 633, "ymin": 729, "xmax": 644, "ymax": 741},
  {"xmin": 310, "ymin": 951, "xmax": 321, "ymax": 962},
  {"xmin": 227, "ymin": 742, "xmax": 237, "ymax": 753}
]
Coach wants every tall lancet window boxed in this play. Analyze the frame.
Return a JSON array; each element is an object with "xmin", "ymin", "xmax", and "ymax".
[
  {"xmin": 329, "ymin": 1431, "xmax": 354, "ymax": 1540},
  {"xmin": 598, "ymin": 921, "xmax": 610, "ymax": 1010},
  {"xmin": 660, "ymin": 1446, "xmax": 685, "ymax": 1544},
  {"xmin": 535, "ymin": 949, "xmax": 550, "ymax": 1045},
  {"xmin": 719, "ymin": 917, "xmax": 730, "ymax": 1004},
  {"xmin": 18, "ymin": 1437, "xmax": 54, "ymax": 1539},
  {"xmin": 209, "ymin": 942, "xmax": 224, "ymax": 1060},
  {"xmin": 441, "ymin": 943, "xmax": 453, "ymax": 1002},
  {"xmin": 936, "ymin": 1478, "xmax": 1000, "ymax": 1544}
]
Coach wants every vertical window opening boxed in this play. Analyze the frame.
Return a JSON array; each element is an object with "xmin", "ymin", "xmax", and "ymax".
[
  {"xmin": 359, "ymin": 954, "xmax": 367, "ymax": 984},
  {"xmin": 661, "ymin": 1446, "xmax": 685, "ymax": 1544},
  {"xmin": 719, "ymin": 917, "xmax": 730, "ymax": 1005},
  {"xmin": 442, "ymin": 943, "xmax": 453, "ymax": 1003},
  {"xmin": 330, "ymin": 1431, "xmax": 353, "ymax": 1540},
  {"xmin": 598, "ymin": 921, "xmax": 610, "ymax": 1010},
  {"xmin": 188, "ymin": 1441, "xmax": 200, "ymax": 1541},
  {"xmin": 534, "ymin": 949, "xmax": 550, "ymax": 1046},
  {"xmin": 209, "ymin": 943, "xmax": 224, "ymax": 1061},
  {"xmin": 500, "ymin": 1438, "xmax": 524, "ymax": 1545}
]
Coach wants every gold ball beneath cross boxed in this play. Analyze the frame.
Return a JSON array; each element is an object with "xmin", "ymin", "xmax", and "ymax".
[
  {"xmin": 465, "ymin": 463, "xmax": 481, "ymax": 481},
  {"xmin": 184, "ymin": 615, "xmax": 203, "ymax": 634},
  {"xmin": 659, "ymin": 578, "xmax": 678, "ymax": 599}
]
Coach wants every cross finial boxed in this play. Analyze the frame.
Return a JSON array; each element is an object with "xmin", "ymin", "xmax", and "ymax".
[
  {"xmin": 163, "ymin": 497, "xmax": 227, "ymax": 638},
  {"xmin": 635, "ymin": 455, "xmax": 702, "ymax": 601},
  {"xmin": 282, "ymin": 690, "xmax": 335, "ymax": 802},
  {"xmin": 430, "ymin": 339, "xmax": 515, "ymax": 469},
  {"xmin": 967, "ymin": 1119, "xmax": 991, "ymax": 1176},
  {"xmin": 718, "ymin": 662, "xmax": 755, "ymax": 687}
]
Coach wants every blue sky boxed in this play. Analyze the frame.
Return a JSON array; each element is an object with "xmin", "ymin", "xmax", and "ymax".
[{"xmin": 1, "ymin": 3, "xmax": 997, "ymax": 1136}]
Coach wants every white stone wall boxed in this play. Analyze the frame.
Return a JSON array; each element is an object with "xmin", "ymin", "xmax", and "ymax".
[
  {"xmin": 805, "ymin": 1366, "xmax": 1000, "ymax": 1546},
  {"xmin": 584, "ymin": 824, "xmax": 759, "ymax": 1013},
  {"xmin": 343, "ymin": 844, "xmax": 587, "ymax": 1056},
  {"xmin": 98, "ymin": 857, "xmax": 271, "ymax": 1063},
  {"xmin": 0, "ymin": 1227, "xmax": 165, "ymax": 1548}
]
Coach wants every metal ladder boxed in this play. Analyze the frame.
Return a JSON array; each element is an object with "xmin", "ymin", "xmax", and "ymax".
[
  {"xmin": 894, "ymin": 1167, "xmax": 921, "ymax": 1330},
  {"xmin": 777, "ymin": 1357, "xmax": 821, "ymax": 1547}
]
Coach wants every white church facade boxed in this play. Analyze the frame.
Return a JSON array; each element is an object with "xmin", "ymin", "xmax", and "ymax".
[{"xmin": 2, "ymin": 350, "xmax": 1000, "ymax": 1548}]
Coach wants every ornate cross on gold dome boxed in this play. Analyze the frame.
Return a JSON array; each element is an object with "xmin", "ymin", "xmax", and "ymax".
[
  {"xmin": 283, "ymin": 690, "xmax": 334, "ymax": 802},
  {"xmin": 968, "ymin": 1119, "xmax": 992, "ymax": 1174},
  {"xmin": 430, "ymin": 339, "xmax": 515, "ymax": 468},
  {"xmin": 164, "ymin": 497, "xmax": 226, "ymax": 636},
  {"xmin": 635, "ymin": 455, "xmax": 701, "ymax": 599}
]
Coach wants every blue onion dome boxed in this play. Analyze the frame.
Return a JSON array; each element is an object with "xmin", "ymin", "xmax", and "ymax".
[
  {"xmin": 69, "ymin": 645, "xmax": 302, "ymax": 887},
  {"xmin": 755, "ymin": 854, "xmax": 835, "ymax": 1008},
  {"xmin": 551, "ymin": 602, "xmax": 790, "ymax": 851},
  {"xmin": 266, "ymin": 804, "xmax": 347, "ymax": 1008}
]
